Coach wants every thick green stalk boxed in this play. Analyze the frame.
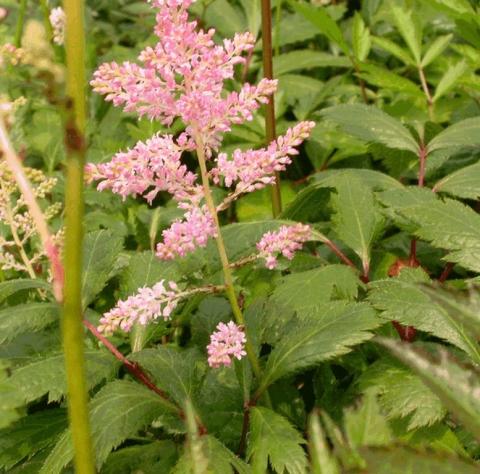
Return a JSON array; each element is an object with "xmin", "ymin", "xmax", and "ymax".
[
  {"xmin": 14, "ymin": 0, "xmax": 28, "ymax": 47},
  {"xmin": 62, "ymin": 0, "xmax": 95, "ymax": 473},
  {"xmin": 260, "ymin": 0, "xmax": 281, "ymax": 217},
  {"xmin": 194, "ymin": 133, "xmax": 262, "ymax": 379}
]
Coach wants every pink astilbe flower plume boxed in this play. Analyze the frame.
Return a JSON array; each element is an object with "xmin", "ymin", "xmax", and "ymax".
[
  {"xmin": 207, "ymin": 321, "xmax": 246, "ymax": 368},
  {"xmin": 257, "ymin": 223, "xmax": 312, "ymax": 269}
]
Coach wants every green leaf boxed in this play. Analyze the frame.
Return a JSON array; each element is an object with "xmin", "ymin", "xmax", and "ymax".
[
  {"xmin": 359, "ymin": 357, "xmax": 446, "ymax": 430},
  {"xmin": 0, "ymin": 362, "xmax": 24, "ymax": 430},
  {"xmin": 41, "ymin": 380, "xmax": 177, "ymax": 473},
  {"xmin": 378, "ymin": 339, "xmax": 480, "ymax": 442},
  {"xmin": 421, "ymin": 34, "xmax": 453, "ymax": 68},
  {"xmin": 260, "ymin": 302, "xmax": 379, "ymax": 391},
  {"xmin": 432, "ymin": 162, "xmax": 480, "ymax": 200},
  {"xmin": 401, "ymin": 198, "xmax": 480, "ymax": 273},
  {"xmin": 130, "ymin": 347, "xmax": 206, "ymax": 405},
  {"xmin": 321, "ymin": 104, "xmax": 419, "ymax": 153},
  {"xmin": 9, "ymin": 350, "xmax": 117, "ymax": 403},
  {"xmin": 247, "ymin": 407, "xmax": 307, "ymax": 474},
  {"xmin": 239, "ymin": 0, "xmax": 260, "ymax": 37},
  {"xmin": 312, "ymin": 169, "xmax": 404, "ymax": 190},
  {"xmin": 202, "ymin": 0, "xmax": 245, "ymax": 37},
  {"xmin": 273, "ymin": 50, "xmax": 350, "ymax": 76},
  {"xmin": 359, "ymin": 445, "xmax": 480, "ymax": 474},
  {"xmin": 278, "ymin": 74, "xmax": 324, "ymax": 103},
  {"xmin": 290, "ymin": 1, "xmax": 349, "ymax": 56},
  {"xmin": 433, "ymin": 61, "xmax": 468, "ymax": 102},
  {"xmin": 82, "ymin": 230, "xmax": 124, "ymax": 307},
  {"xmin": 391, "ymin": 6, "xmax": 422, "ymax": 64},
  {"xmin": 308, "ymin": 411, "xmax": 340, "ymax": 474},
  {"xmin": 368, "ymin": 268, "xmax": 480, "ymax": 363},
  {"xmin": 344, "ymin": 391, "xmax": 393, "ymax": 448},
  {"xmin": 427, "ymin": 117, "xmax": 480, "ymax": 153},
  {"xmin": 331, "ymin": 176, "xmax": 384, "ymax": 275},
  {"xmin": 358, "ymin": 64, "xmax": 422, "ymax": 97},
  {"xmin": 0, "ymin": 303, "xmax": 59, "ymax": 344},
  {"xmin": 352, "ymin": 12, "xmax": 371, "ymax": 61},
  {"xmin": 0, "ymin": 409, "xmax": 67, "ymax": 470},
  {"xmin": 372, "ymin": 36, "xmax": 416, "ymax": 66},
  {"xmin": 270, "ymin": 12, "xmax": 319, "ymax": 48},
  {"xmin": 0, "ymin": 279, "xmax": 52, "ymax": 303}
]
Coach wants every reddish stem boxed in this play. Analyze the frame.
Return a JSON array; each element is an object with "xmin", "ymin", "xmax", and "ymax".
[
  {"xmin": 438, "ymin": 262, "xmax": 454, "ymax": 283},
  {"xmin": 323, "ymin": 239, "xmax": 357, "ymax": 270},
  {"xmin": 237, "ymin": 399, "xmax": 255, "ymax": 456},
  {"xmin": 392, "ymin": 321, "xmax": 417, "ymax": 342}
]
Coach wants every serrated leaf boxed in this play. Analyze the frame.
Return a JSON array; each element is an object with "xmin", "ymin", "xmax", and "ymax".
[
  {"xmin": 312, "ymin": 169, "xmax": 404, "ymax": 190},
  {"xmin": 359, "ymin": 445, "xmax": 479, "ymax": 473},
  {"xmin": 368, "ymin": 268, "xmax": 480, "ymax": 363},
  {"xmin": 359, "ymin": 358, "xmax": 446, "ymax": 430},
  {"xmin": 352, "ymin": 12, "xmax": 371, "ymax": 61},
  {"xmin": 130, "ymin": 347, "xmax": 206, "ymax": 405},
  {"xmin": 0, "ymin": 409, "xmax": 67, "ymax": 470},
  {"xmin": 321, "ymin": 104, "xmax": 419, "ymax": 153},
  {"xmin": 427, "ymin": 117, "xmax": 480, "ymax": 152},
  {"xmin": 0, "ymin": 362, "xmax": 24, "ymax": 430},
  {"xmin": 359, "ymin": 64, "xmax": 422, "ymax": 96},
  {"xmin": 433, "ymin": 162, "xmax": 480, "ymax": 199},
  {"xmin": 378, "ymin": 339, "xmax": 480, "ymax": 442},
  {"xmin": 259, "ymin": 302, "xmax": 379, "ymax": 391},
  {"xmin": 41, "ymin": 380, "xmax": 177, "ymax": 473},
  {"xmin": 433, "ymin": 61, "xmax": 467, "ymax": 102},
  {"xmin": 270, "ymin": 12, "xmax": 319, "ymax": 48},
  {"xmin": 331, "ymin": 176, "xmax": 384, "ymax": 275},
  {"xmin": 421, "ymin": 34, "xmax": 453, "ymax": 68},
  {"xmin": 344, "ymin": 391, "xmax": 393, "ymax": 448},
  {"xmin": 273, "ymin": 50, "xmax": 350, "ymax": 76},
  {"xmin": 0, "ymin": 303, "xmax": 59, "ymax": 344},
  {"xmin": 372, "ymin": 36, "xmax": 416, "ymax": 66},
  {"xmin": 308, "ymin": 411, "xmax": 340, "ymax": 474},
  {"xmin": 9, "ymin": 350, "xmax": 117, "ymax": 403},
  {"xmin": 391, "ymin": 6, "xmax": 422, "ymax": 64},
  {"xmin": 400, "ymin": 198, "xmax": 480, "ymax": 273},
  {"xmin": 247, "ymin": 407, "xmax": 307, "ymax": 474},
  {"xmin": 0, "ymin": 279, "xmax": 52, "ymax": 303},
  {"xmin": 82, "ymin": 230, "xmax": 124, "ymax": 307}
]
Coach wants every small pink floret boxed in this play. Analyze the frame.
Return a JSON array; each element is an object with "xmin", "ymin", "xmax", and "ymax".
[{"xmin": 207, "ymin": 321, "xmax": 247, "ymax": 368}]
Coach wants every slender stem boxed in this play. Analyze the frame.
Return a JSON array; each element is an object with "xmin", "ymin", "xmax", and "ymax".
[
  {"xmin": 418, "ymin": 66, "xmax": 434, "ymax": 120},
  {"xmin": 438, "ymin": 262, "xmax": 454, "ymax": 283},
  {"xmin": 194, "ymin": 132, "xmax": 263, "ymax": 379},
  {"xmin": 353, "ymin": 60, "xmax": 369, "ymax": 104},
  {"xmin": 260, "ymin": 0, "xmax": 281, "ymax": 217},
  {"xmin": 62, "ymin": 0, "xmax": 95, "ymax": 472},
  {"xmin": 14, "ymin": 0, "xmax": 28, "ymax": 47},
  {"xmin": 39, "ymin": 0, "xmax": 55, "ymax": 44}
]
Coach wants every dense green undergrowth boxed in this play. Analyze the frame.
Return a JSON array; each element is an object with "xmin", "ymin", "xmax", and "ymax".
[{"xmin": 1, "ymin": 0, "xmax": 480, "ymax": 472}]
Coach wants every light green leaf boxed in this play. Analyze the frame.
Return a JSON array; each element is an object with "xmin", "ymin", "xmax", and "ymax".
[
  {"xmin": 433, "ymin": 61, "xmax": 468, "ymax": 102},
  {"xmin": 202, "ymin": 0, "xmax": 245, "ymax": 37},
  {"xmin": 308, "ymin": 411, "xmax": 340, "ymax": 474},
  {"xmin": 278, "ymin": 74, "xmax": 324, "ymax": 102},
  {"xmin": 9, "ymin": 350, "xmax": 117, "ymax": 403},
  {"xmin": 0, "ymin": 303, "xmax": 59, "ymax": 344},
  {"xmin": 352, "ymin": 12, "xmax": 371, "ymax": 61},
  {"xmin": 368, "ymin": 268, "xmax": 480, "ymax": 363},
  {"xmin": 433, "ymin": 162, "xmax": 480, "ymax": 199},
  {"xmin": 247, "ymin": 407, "xmax": 307, "ymax": 474},
  {"xmin": 359, "ymin": 357, "xmax": 446, "ymax": 430},
  {"xmin": 130, "ymin": 347, "xmax": 206, "ymax": 405},
  {"xmin": 331, "ymin": 176, "xmax": 384, "ymax": 275},
  {"xmin": 421, "ymin": 34, "xmax": 453, "ymax": 68},
  {"xmin": 41, "ymin": 380, "xmax": 177, "ymax": 473},
  {"xmin": 344, "ymin": 391, "xmax": 393, "ymax": 448},
  {"xmin": 427, "ymin": 116, "xmax": 480, "ymax": 152},
  {"xmin": 359, "ymin": 64, "xmax": 422, "ymax": 96},
  {"xmin": 378, "ymin": 339, "xmax": 480, "ymax": 443},
  {"xmin": 0, "ymin": 409, "xmax": 67, "ymax": 471},
  {"xmin": 82, "ymin": 230, "xmax": 124, "ymax": 308},
  {"xmin": 0, "ymin": 279, "xmax": 52, "ymax": 303},
  {"xmin": 260, "ymin": 302, "xmax": 379, "ymax": 391},
  {"xmin": 359, "ymin": 445, "xmax": 480, "ymax": 473},
  {"xmin": 321, "ymin": 104, "xmax": 419, "ymax": 153},
  {"xmin": 312, "ymin": 169, "xmax": 404, "ymax": 190},
  {"xmin": 372, "ymin": 36, "xmax": 416, "ymax": 66},
  {"xmin": 270, "ymin": 13, "xmax": 319, "ymax": 48},
  {"xmin": 273, "ymin": 50, "xmax": 350, "ymax": 76},
  {"xmin": 239, "ymin": 0, "xmax": 261, "ymax": 37},
  {"xmin": 391, "ymin": 6, "xmax": 422, "ymax": 64},
  {"xmin": 290, "ymin": 1, "xmax": 349, "ymax": 55}
]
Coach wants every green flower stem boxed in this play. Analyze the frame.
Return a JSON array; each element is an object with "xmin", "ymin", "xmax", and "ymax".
[
  {"xmin": 62, "ymin": 0, "xmax": 95, "ymax": 472},
  {"xmin": 260, "ymin": 0, "xmax": 282, "ymax": 217},
  {"xmin": 194, "ymin": 132, "xmax": 263, "ymax": 380},
  {"xmin": 39, "ymin": 0, "xmax": 55, "ymax": 44},
  {"xmin": 14, "ymin": 0, "xmax": 28, "ymax": 47}
]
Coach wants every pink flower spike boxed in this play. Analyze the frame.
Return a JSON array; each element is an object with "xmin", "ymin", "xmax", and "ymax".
[
  {"xmin": 207, "ymin": 321, "xmax": 247, "ymax": 368},
  {"xmin": 257, "ymin": 223, "xmax": 312, "ymax": 269}
]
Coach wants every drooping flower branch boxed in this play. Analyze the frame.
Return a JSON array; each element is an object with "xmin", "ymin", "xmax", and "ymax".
[{"xmin": 88, "ymin": 0, "xmax": 314, "ymax": 370}]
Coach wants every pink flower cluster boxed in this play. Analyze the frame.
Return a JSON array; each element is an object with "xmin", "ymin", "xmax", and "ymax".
[
  {"xmin": 213, "ymin": 121, "xmax": 315, "ymax": 206},
  {"xmin": 207, "ymin": 321, "xmax": 247, "ymax": 368},
  {"xmin": 98, "ymin": 280, "xmax": 181, "ymax": 333},
  {"xmin": 257, "ymin": 223, "xmax": 312, "ymax": 269},
  {"xmin": 49, "ymin": 7, "xmax": 65, "ymax": 45}
]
